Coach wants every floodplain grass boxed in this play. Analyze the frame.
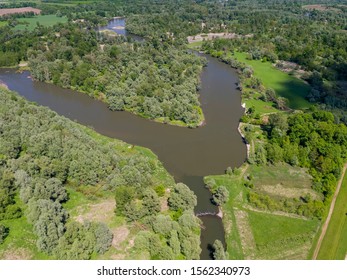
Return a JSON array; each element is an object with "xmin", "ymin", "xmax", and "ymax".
[
  {"xmin": 317, "ymin": 170, "xmax": 347, "ymax": 259},
  {"xmin": 13, "ymin": 15, "xmax": 67, "ymax": 31},
  {"xmin": 233, "ymin": 52, "xmax": 311, "ymax": 109},
  {"xmin": 204, "ymin": 163, "xmax": 321, "ymax": 259},
  {"xmin": 248, "ymin": 211, "xmax": 319, "ymax": 259}
]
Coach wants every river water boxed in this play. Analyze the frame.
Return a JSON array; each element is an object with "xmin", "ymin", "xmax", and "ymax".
[{"xmin": 0, "ymin": 18, "xmax": 246, "ymax": 259}]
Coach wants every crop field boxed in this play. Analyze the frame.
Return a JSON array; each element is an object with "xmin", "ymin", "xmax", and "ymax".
[
  {"xmin": 233, "ymin": 52, "xmax": 311, "ymax": 109},
  {"xmin": 0, "ymin": 7, "xmax": 41, "ymax": 16},
  {"xmin": 205, "ymin": 163, "xmax": 321, "ymax": 259},
  {"xmin": 13, "ymin": 15, "xmax": 67, "ymax": 31}
]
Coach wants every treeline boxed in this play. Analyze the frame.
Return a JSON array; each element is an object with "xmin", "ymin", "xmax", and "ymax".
[
  {"xmin": 244, "ymin": 110, "xmax": 347, "ymax": 218},
  {"xmin": 0, "ymin": 88, "xmax": 201, "ymax": 259}
]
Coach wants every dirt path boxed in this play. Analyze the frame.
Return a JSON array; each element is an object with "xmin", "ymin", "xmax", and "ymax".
[{"xmin": 312, "ymin": 163, "xmax": 347, "ymax": 259}]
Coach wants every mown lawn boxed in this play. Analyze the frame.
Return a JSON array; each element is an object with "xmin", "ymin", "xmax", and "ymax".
[
  {"xmin": 317, "ymin": 170, "xmax": 347, "ymax": 259},
  {"xmin": 233, "ymin": 52, "xmax": 311, "ymax": 109},
  {"xmin": 0, "ymin": 21, "xmax": 8, "ymax": 27},
  {"xmin": 13, "ymin": 15, "xmax": 67, "ymax": 31}
]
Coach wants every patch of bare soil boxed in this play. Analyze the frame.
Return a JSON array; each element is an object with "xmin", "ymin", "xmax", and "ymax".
[
  {"xmin": 112, "ymin": 226, "xmax": 129, "ymax": 249},
  {"xmin": 75, "ymin": 199, "xmax": 115, "ymax": 224},
  {"xmin": 275, "ymin": 60, "xmax": 309, "ymax": 79},
  {"xmin": 234, "ymin": 209, "xmax": 256, "ymax": 259},
  {"xmin": 0, "ymin": 7, "xmax": 41, "ymax": 16},
  {"xmin": 2, "ymin": 247, "xmax": 33, "ymax": 260},
  {"xmin": 0, "ymin": 81, "xmax": 8, "ymax": 89}
]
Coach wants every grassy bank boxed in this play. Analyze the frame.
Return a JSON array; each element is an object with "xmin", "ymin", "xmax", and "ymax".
[{"xmin": 317, "ymin": 168, "xmax": 347, "ymax": 259}]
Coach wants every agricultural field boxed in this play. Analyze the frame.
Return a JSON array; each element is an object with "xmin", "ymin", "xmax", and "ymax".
[
  {"xmin": 233, "ymin": 52, "xmax": 311, "ymax": 110},
  {"xmin": 204, "ymin": 163, "xmax": 321, "ymax": 259},
  {"xmin": 0, "ymin": 7, "xmax": 40, "ymax": 16},
  {"xmin": 13, "ymin": 14, "xmax": 67, "ymax": 31}
]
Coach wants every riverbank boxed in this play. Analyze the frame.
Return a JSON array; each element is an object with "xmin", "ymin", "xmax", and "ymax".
[{"xmin": 314, "ymin": 163, "xmax": 347, "ymax": 259}]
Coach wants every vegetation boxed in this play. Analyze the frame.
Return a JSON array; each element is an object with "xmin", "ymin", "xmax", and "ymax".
[
  {"xmin": 13, "ymin": 15, "xmax": 67, "ymax": 31},
  {"xmin": 317, "ymin": 169, "xmax": 347, "ymax": 259},
  {"xmin": 0, "ymin": 87, "xmax": 200, "ymax": 259}
]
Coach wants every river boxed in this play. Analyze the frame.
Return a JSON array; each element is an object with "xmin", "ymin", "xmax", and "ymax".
[{"xmin": 0, "ymin": 18, "xmax": 246, "ymax": 259}]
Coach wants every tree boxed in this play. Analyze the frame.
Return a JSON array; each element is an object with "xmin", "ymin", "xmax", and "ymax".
[
  {"xmin": 93, "ymin": 223, "xmax": 113, "ymax": 254},
  {"xmin": 114, "ymin": 186, "xmax": 135, "ymax": 215},
  {"xmin": 142, "ymin": 188, "xmax": 161, "ymax": 216},
  {"xmin": 212, "ymin": 239, "xmax": 227, "ymax": 260},
  {"xmin": 212, "ymin": 186, "xmax": 229, "ymax": 206},
  {"xmin": 0, "ymin": 224, "xmax": 9, "ymax": 244},
  {"xmin": 168, "ymin": 183, "xmax": 197, "ymax": 211}
]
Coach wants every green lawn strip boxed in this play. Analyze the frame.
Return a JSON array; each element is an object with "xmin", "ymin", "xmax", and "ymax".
[
  {"xmin": 204, "ymin": 173, "xmax": 245, "ymax": 259},
  {"xmin": 13, "ymin": 15, "xmax": 68, "ymax": 31},
  {"xmin": 317, "ymin": 172, "xmax": 347, "ymax": 259},
  {"xmin": 0, "ymin": 21, "xmax": 8, "ymax": 27},
  {"xmin": 233, "ymin": 52, "xmax": 311, "ymax": 109},
  {"xmin": 247, "ymin": 210, "xmax": 319, "ymax": 259}
]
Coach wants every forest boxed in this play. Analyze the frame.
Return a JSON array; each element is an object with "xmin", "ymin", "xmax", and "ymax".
[
  {"xmin": 0, "ymin": 0, "xmax": 347, "ymax": 260},
  {"xmin": 0, "ymin": 87, "xmax": 201, "ymax": 259}
]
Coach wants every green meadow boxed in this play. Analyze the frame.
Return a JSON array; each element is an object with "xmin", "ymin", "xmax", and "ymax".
[
  {"xmin": 233, "ymin": 52, "xmax": 311, "ymax": 109},
  {"xmin": 13, "ymin": 15, "xmax": 67, "ymax": 31},
  {"xmin": 317, "ymin": 170, "xmax": 347, "ymax": 259}
]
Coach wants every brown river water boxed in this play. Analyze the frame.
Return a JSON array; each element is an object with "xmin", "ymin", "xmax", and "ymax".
[{"xmin": 0, "ymin": 18, "xmax": 246, "ymax": 259}]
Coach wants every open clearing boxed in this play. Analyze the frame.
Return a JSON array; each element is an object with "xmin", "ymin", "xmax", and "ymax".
[
  {"xmin": 316, "ymin": 164, "xmax": 347, "ymax": 259},
  {"xmin": 248, "ymin": 164, "xmax": 320, "ymax": 200},
  {"xmin": 13, "ymin": 15, "xmax": 67, "ymax": 31},
  {"xmin": 233, "ymin": 52, "xmax": 311, "ymax": 109}
]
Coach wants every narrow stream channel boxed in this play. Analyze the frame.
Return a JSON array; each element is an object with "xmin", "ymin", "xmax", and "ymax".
[{"xmin": 0, "ymin": 18, "xmax": 246, "ymax": 259}]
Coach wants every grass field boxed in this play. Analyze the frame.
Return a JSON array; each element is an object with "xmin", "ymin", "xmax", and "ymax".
[
  {"xmin": 13, "ymin": 15, "xmax": 67, "ymax": 31},
  {"xmin": 0, "ymin": 21, "xmax": 8, "ymax": 27},
  {"xmin": 205, "ymin": 163, "xmax": 320, "ymax": 259},
  {"xmin": 233, "ymin": 52, "xmax": 311, "ymax": 109},
  {"xmin": 317, "ymin": 170, "xmax": 347, "ymax": 259}
]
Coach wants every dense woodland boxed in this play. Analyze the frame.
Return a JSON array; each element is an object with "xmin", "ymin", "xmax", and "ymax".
[
  {"xmin": 0, "ymin": 0, "xmax": 347, "ymax": 259},
  {"xmin": 0, "ymin": 88, "xmax": 201, "ymax": 259},
  {"xmin": 27, "ymin": 28, "xmax": 204, "ymax": 127}
]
